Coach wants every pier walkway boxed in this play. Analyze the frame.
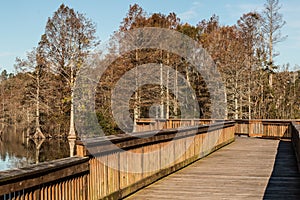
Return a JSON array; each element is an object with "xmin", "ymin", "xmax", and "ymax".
[{"xmin": 126, "ymin": 137, "xmax": 300, "ymax": 200}]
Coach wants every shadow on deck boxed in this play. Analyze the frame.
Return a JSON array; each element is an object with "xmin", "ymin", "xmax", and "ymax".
[{"xmin": 263, "ymin": 140, "xmax": 300, "ymax": 199}]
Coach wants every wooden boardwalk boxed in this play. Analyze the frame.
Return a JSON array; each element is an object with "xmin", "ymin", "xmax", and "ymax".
[{"xmin": 125, "ymin": 137, "xmax": 300, "ymax": 200}]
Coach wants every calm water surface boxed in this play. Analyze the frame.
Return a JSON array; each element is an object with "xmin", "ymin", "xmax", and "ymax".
[{"xmin": 0, "ymin": 127, "xmax": 72, "ymax": 171}]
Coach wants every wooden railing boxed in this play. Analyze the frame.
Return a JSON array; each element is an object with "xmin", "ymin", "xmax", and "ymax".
[
  {"xmin": 0, "ymin": 157, "xmax": 89, "ymax": 200},
  {"xmin": 291, "ymin": 122, "xmax": 300, "ymax": 172},
  {"xmin": 135, "ymin": 118, "xmax": 225, "ymax": 132},
  {"xmin": 136, "ymin": 118, "xmax": 300, "ymax": 139},
  {"xmin": 235, "ymin": 119, "xmax": 295, "ymax": 138},
  {"xmin": 0, "ymin": 121, "xmax": 235, "ymax": 200},
  {"xmin": 80, "ymin": 121, "xmax": 235, "ymax": 199}
]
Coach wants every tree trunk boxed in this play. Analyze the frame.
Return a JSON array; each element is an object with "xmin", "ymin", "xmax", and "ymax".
[
  {"xmin": 234, "ymin": 78, "xmax": 238, "ymax": 119},
  {"xmin": 33, "ymin": 138, "xmax": 45, "ymax": 164},
  {"xmin": 68, "ymin": 138, "xmax": 76, "ymax": 157},
  {"xmin": 248, "ymin": 84, "xmax": 251, "ymax": 119},
  {"xmin": 173, "ymin": 65, "xmax": 178, "ymax": 117},
  {"xmin": 68, "ymin": 64, "xmax": 76, "ymax": 139},
  {"xmin": 268, "ymin": 33, "xmax": 273, "ymax": 88},
  {"xmin": 33, "ymin": 71, "xmax": 45, "ymax": 139},
  {"xmin": 234, "ymin": 96, "xmax": 238, "ymax": 119},
  {"xmin": 166, "ymin": 69, "xmax": 169, "ymax": 119},
  {"xmin": 269, "ymin": 73, "xmax": 273, "ymax": 89},
  {"xmin": 133, "ymin": 50, "xmax": 140, "ymax": 132},
  {"xmin": 224, "ymin": 86, "xmax": 228, "ymax": 120},
  {"xmin": 166, "ymin": 53, "xmax": 170, "ymax": 119},
  {"xmin": 185, "ymin": 64, "xmax": 197, "ymax": 118},
  {"xmin": 248, "ymin": 59, "xmax": 252, "ymax": 119},
  {"xmin": 160, "ymin": 63, "xmax": 164, "ymax": 119}
]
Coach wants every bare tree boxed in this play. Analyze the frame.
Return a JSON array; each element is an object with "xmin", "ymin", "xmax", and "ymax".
[
  {"xmin": 15, "ymin": 48, "xmax": 46, "ymax": 139},
  {"xmin": 238, "ymin": 12, "xmax": 262, "ymax": 119},
  {"xmin": 261, "ymin": 0, "xmax": 287, "ymax": 88}
]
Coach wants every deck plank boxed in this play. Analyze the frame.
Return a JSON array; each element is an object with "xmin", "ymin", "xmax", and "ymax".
[{"xmin": 125, "ymin": 137, "xmax": 300, "ymax": 200}]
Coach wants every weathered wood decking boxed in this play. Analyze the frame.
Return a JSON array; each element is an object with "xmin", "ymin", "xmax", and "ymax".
[{"xmin": 126, "ymin": 137, "xmax": 300, "ymax": 200}]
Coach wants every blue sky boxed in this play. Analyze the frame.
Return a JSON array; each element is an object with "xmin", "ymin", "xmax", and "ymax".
[{"xmin": 0, "ymin": 0, "xmax": 299, "ymax": 73}]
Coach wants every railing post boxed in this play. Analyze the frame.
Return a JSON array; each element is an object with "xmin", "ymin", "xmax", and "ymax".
[{"xmin": 76, "ymin": 140, "xmax": 87, "ymax": 157}]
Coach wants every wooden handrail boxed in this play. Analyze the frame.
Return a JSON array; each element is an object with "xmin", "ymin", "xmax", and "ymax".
[
  {"xmin": 79, "ymin": 121, "xmax": 235, "ymax": 156},
  {"xmin": 0, "ymin": 156, "xmax": 89, "ymax": 198}
]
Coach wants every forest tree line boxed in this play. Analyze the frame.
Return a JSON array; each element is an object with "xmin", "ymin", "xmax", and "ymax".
[{"xmin": 0, "ymin": 0, "xmax": 299, "ymax": 137}]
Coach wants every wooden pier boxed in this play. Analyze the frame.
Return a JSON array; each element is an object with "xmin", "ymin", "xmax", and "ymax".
[{"xmin": 0, "ymin": 120, "xmax": 300, "ymax": 200}]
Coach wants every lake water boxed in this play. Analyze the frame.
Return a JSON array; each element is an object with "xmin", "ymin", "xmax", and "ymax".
[{"xmin": 0, "ymin": 127, "xmax": 72, "ymax": 171}]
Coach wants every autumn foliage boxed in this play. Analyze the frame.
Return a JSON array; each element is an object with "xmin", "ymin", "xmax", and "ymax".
[{"xmin": 0, "ymin": 2, "xmax": 299, "ymax": 137}]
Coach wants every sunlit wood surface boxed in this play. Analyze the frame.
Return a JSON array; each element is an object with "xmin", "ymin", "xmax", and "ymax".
[{"xmin": 126, "ymin": 137, "xmax": 300, "ymax": 200}]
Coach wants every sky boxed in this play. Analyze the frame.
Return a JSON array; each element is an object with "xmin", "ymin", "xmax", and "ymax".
[{"xmin": 0, "ymin": 0, "xmax": 299, "ymax": 73}]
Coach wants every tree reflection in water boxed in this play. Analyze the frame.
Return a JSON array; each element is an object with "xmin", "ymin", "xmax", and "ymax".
[{"xmin": 0, "ymin": 126, "xmax": 71, "ymax": 171}]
